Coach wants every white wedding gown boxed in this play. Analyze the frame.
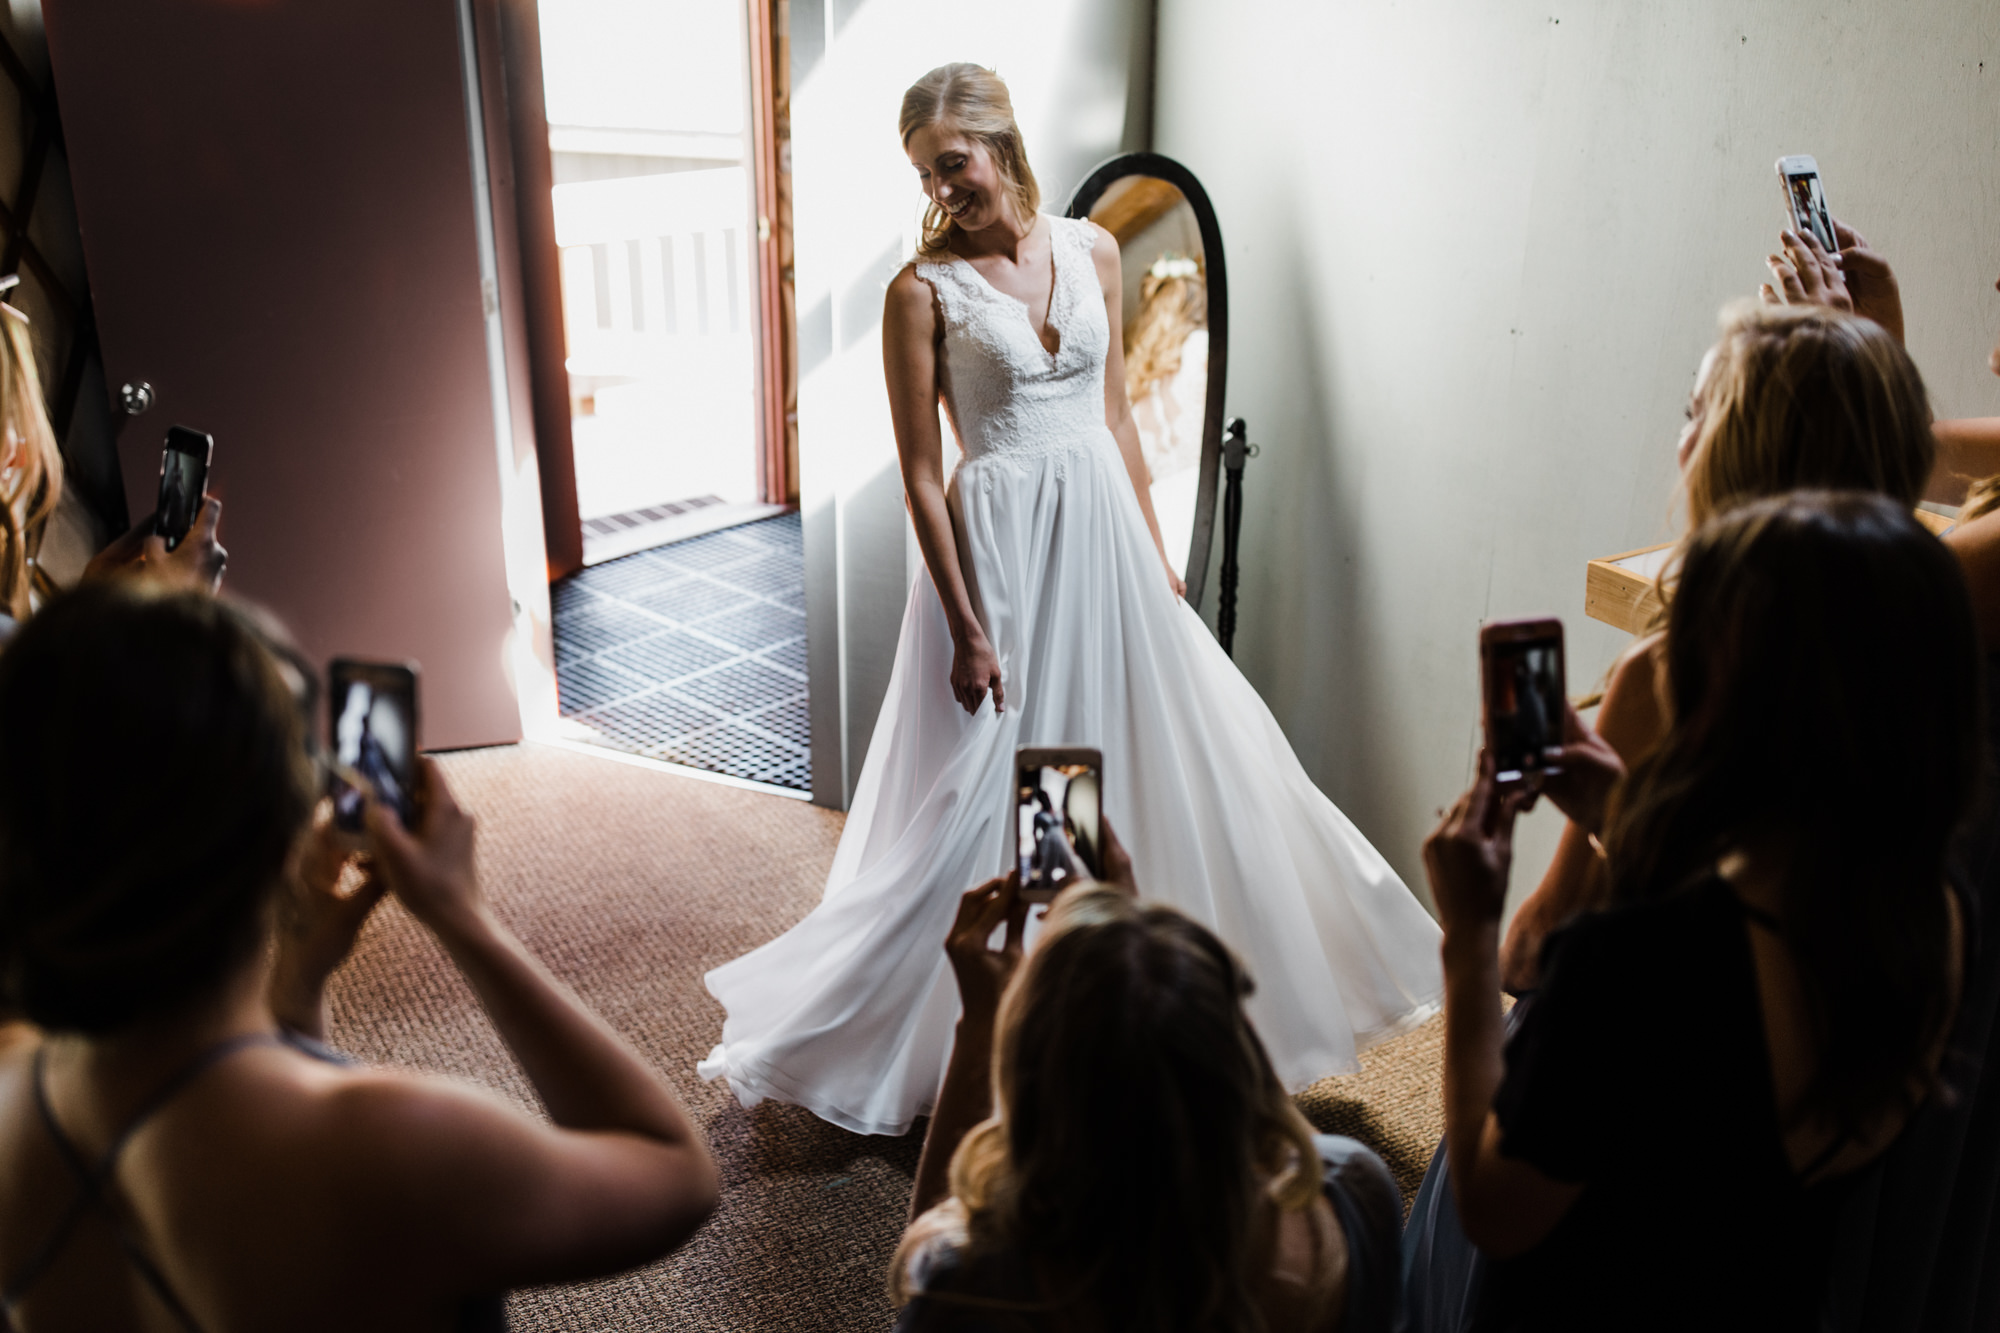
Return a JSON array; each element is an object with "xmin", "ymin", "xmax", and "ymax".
[{"xmin": 699, "ymin": 216, "xmax": 1441, "ymax": 1136}]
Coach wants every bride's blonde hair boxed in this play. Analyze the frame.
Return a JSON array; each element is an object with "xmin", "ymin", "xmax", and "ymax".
[{"xmin": 899, "ymin": 64, "xmax": 1041, "ymax": 260}]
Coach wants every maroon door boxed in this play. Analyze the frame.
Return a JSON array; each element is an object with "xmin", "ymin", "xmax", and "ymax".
[{"xmin": 44, "ymin": 0, "xmax": 528, "ymax": 748}]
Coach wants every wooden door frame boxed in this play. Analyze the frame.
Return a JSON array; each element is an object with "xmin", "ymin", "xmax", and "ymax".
[
  {"xmin": 488, "ymin": 0, "xmax": 799, "ymax": 575},
  {"xmin": 745, "ymin": 0, "xmax": 796, "ymax": 505}
]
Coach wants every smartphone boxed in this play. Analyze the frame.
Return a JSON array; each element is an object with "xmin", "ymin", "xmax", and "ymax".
[
  {"xmin": 1775, "ymin": 155, "xmax": 1838, "ymax": 255},
  {"xmin": 1480, "ymin": 619, "xmax": 1566, "ymax": 785},
  {"xmin": 1014, "ymin": 745, "xmax": 1104, "ymax": 903},
  {"xmin": 154, "ymin": 426, "xmax": 213, "ymax": 552},
  {"xmin": 328, "ymin": 658, "xmax": 420, "ymax": 834}
]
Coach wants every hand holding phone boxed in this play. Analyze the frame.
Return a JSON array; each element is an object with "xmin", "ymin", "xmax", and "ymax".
[
  {"xmin": 1775, "ymin": 155, "xmax": 1839, "ymax": 256},
  {"xmin": 154, "ymin": 426, "xmax": 213, "ymax": 553},
  {"xmin": 1014, "ymin": 745, "xmax": 1104, "ymax": 903},
  {"xmin": 328, "ymin": 659, "xmax": 419, "ymax": 836},
  {"xmin": 1479, "ymin": 619, "xmax": 1566, "ymax": 785}
]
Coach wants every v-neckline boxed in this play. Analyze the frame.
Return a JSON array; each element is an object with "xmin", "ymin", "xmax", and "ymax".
[{"xmin": 949, "ymin": 219, "xmax": 1062, "ymax": 361}]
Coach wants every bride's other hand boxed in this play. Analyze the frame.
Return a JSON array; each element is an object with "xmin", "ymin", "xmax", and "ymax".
[
  {"xmin": 1164, "ymin": 560, "xmax": 1186, "ymax": 600},
  {"xmin": 945, "ymin": 873, "xmax": 1028, "ymax": 1024},
  {"xmin": 951, "ymin": 632, "xmax": 1004, "ymax": 715}
]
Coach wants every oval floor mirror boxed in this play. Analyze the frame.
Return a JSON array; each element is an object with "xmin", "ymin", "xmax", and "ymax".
[{"xmin": 1066, "ymin": 153, "xmax": 1228, "ymax": 610}]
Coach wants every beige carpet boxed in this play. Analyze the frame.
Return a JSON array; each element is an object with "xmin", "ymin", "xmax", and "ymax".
[{"xmin": 323, "ymin": 743, "xmax": 1445, "ymax": 1331}]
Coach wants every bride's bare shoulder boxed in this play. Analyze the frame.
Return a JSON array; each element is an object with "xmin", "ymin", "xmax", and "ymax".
[
  {"xmin": 1080, "ymin": 217, "xmax": 1120, "ymax": 259},
  {"xmin": 1079, "ymin": 218, "xmax": 1121, "ymax": 287},
  {"xmin": 885, "ymin": 263, "xmax": 940, "ymax": 339}
]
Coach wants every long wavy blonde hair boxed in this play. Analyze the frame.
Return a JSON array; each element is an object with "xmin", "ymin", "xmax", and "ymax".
[
  {"xmin": 892, "ymin": 887, "xmax": 1325, "ymax": 1331},
  {"xmin": 0, "ymin": 303, "xmax": 61, "ymax": 619},
  {"xmin": 899, "ymin": 63, "xmax": 1041, "ymax": 261},
  {"xmin": 1124, "ymin": 257, "xmax": 1207, "ymax": 404}
]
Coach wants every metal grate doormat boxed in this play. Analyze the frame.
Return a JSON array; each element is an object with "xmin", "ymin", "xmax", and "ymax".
[
  {"xmin": 580, "ymin": 494, "xmax": 723, "ymax": 538},
  {"xmin": 553, "ymin": 512, "xmax": 808, "ymax": 791}
]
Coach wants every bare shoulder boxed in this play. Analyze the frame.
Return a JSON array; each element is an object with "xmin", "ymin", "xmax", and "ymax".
[
  {"xmin": 1081, "ymin": 218, "xmax": 1121, "ymax": 277},
  {"xmin": 246, "ymin": 1060, "xmax": 552, "ymax": 1229},
  {"xmin": 887, "ymin": 261, "xmax": 932, "ymax": 304},
  {"xmin": 1597, "ymin": 632, "xmax": 1667, "ymax": 762},
  {"xmin": 1946, "ymin": 509, "xmax": 2000, "ymax": 651},
  {"xmin": 885, "ymin": 263, "xmax": 938, "ymax": 336},
  {"xmin": 0, "ymin": 1020, "xmax": 33, "ymax": 1061}
]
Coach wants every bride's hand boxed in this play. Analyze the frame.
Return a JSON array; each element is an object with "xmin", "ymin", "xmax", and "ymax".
[
  {"xmin": 951, "ymin": 632, "xmax": 1004, "ymax": 715},
  {"xmin": 1165, "ymin": 561, "xmax": 1186, "ymax": 600}
]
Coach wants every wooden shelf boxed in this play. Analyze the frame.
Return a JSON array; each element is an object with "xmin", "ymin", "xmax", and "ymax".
[{"xmin": 1586, "ymin": 509, "xmax": 1956, "ymax": 636}]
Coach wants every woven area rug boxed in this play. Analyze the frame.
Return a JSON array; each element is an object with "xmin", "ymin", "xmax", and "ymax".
[{"xmin": 323, "ymin": 742, "xmax": 1444, "ymax": 1331}]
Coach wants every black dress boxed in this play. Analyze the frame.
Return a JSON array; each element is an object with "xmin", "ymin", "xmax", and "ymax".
[
  {"xmin": 1824, "ymin": 654, "xmax": 2000, "ymax": 1333},
  {"xmin": 1407, "ymin": 877, "xmax": 1863, "ymax": 1333}
]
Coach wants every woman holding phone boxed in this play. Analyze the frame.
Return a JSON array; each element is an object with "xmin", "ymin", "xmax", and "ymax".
[
  {"xmin": 1413, "ymin": 492, "xmax": 1972, "ymax": 1330},
  {"xmin": 1762, "ymin": 216, "xmax": 2000, "ymax": 1332},
  {"xmin": 0, "ymin": 582, "xmax": 718, "ymax": 1330},
  {"xmin": 1499, "ymin": 297, "xmax": 1936, "ymax": 993},
  {"xmin": 699, "ymin": 63, "xmax": 1442, "ymax": 1138}
]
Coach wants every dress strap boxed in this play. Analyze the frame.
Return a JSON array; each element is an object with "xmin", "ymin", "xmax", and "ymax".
[{"xmin": 2, "ymin": 1031, "xmax": 284, "ymax": 1331}]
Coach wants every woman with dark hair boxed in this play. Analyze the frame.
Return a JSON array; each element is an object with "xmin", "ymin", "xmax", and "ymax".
[
  {"xmin": 892, "ymin": 865, "xmax": 1404, "ymax": 1333},
  {"xmin": 1764, "ymin": 215, "xmax": 2000, "ymax": 1333},
  {"xmin": 1412, "ymin": 492, "xmax": 1975, "ymax": 1330},
  {"xmin": 0, "ymin": 582, "xmax": 718, "ymax": 1330}
]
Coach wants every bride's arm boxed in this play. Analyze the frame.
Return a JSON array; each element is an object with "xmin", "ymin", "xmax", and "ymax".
[
  {"xmin": 1090, "ymin": 223, "xmax": 1184, "ymax": 598},
  {"xmin": 884, "ymin": 265, "xmax": 1005, "ymax": 715}
]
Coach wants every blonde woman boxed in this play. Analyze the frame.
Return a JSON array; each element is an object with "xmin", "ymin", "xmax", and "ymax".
[
  {"xmin": 0, "ymin": 303, "xmax": 62, "ymax": 627},
  {"xmin": 700, "ymin": 64, "xmax": 1442, "ymax": 1137},
  {"xmin": 890, "ymin": 873, "xmax": 1402, "ymax": 1332},
  {"xmin": 0, "ymin": 299, "xmax": 225, "ymax": 624},
  {"xmin": 1498, "ymin": 299, "xmax": 1936, "ymax": 993}
]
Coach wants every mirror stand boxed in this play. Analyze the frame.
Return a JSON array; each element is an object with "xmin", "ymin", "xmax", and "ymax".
[{"xmin": 1216, "ymin": 418, "xmax": 1258, "ymax": 657}]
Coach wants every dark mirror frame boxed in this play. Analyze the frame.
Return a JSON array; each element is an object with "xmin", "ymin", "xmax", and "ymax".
[{"xmin": 1065, "ymin": 152, "xmax": 1229, "ymax": 611}]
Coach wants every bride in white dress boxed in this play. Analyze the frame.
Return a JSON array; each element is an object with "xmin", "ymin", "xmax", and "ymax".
[{"xmin": 700, "ymin": 64, "xmax": 1441, "ymax": 1137}]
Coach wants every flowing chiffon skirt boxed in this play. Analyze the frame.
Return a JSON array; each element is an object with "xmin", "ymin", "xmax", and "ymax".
[{"xmin": 699, "ymin": 430, "xmax": 1441, "ymax": 1136}]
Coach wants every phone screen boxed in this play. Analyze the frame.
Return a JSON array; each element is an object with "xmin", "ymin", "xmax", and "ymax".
[
  {"xmin": 1484, "ymin": 635, "xmax": 1565, "ymax": 783},
  {"xmin": 155, "ymin": 427, "xmax": 212, "ymax": 552},
  {"xmin": 1016, "ymin": 755, "xmax": 1103, "ymax": 897},
  {"xmin": 1783, "ymin": 170, "xmax": 1838, "ymax": 254},
  {"xmin": 329, "ymin": 660, "xmax": 418, "ymax": 832}
]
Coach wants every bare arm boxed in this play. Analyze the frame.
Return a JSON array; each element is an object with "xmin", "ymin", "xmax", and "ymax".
[
  {"xmin": 908, "ymin": 875, "xmax": 1027, "ymax": 1220},
  {"xmin": 1946, "ymin": 509, "xmax": 2000, "ymax": 650},
  {"xmin": 353, "ymin": 759, "xmax": 719, "ymax": 1285},
  {"xmin": 1089, "ymin": 224, "xmax": 1184, "ymax": 598},
  {"xmin": 1930, "ymin": 419, "xmax": 2000, "ymax": 507},
  {"xmin": 885, "ymin": 266, "xmax": 1005, "ymax": 714},
  {"xmin": 1500, "ymin": 637, "xmax": 1665, "ymax": 991},
  {"xmin": 1427, "ymin": 758, "xmax": 1584, "ymax": 1258}
]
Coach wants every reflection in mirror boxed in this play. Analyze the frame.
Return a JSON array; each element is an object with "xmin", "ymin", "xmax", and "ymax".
[{"xmin": 1088, "ymin": 177, "xmax": 1207, "ymax": 574}]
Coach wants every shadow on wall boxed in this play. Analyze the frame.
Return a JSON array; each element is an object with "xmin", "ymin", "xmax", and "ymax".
[{"xmin": 1223, "ymin": 204, "xmax": 1411, "ymax": 897}]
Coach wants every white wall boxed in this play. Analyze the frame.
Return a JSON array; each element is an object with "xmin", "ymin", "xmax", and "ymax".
[
  {"xmin": 1155, "ymin": 1, "xmax": 2000, "ymax": 910},
  {"xmin": 794, "ymin": 0, "xmax": 1144, "ymax": 806}
]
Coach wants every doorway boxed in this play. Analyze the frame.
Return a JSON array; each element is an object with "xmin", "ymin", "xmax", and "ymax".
[
  {"xmin": 538, "ymin": 0, "xmax": 782, "ymax": 564},
  {"xmin": 539, "ymin": 0, "xmax": 806, "ymax": 791}
]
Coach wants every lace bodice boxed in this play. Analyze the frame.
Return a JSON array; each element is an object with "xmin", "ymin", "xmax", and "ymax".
[{"xmin": 915, "ymin": 215, "xmax": 1110, "ymax": 465}]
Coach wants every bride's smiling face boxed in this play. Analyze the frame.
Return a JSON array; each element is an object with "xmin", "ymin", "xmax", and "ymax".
[{"xmin": 906, "ymin": 123, "xmax": 1011, "ymax": 234}]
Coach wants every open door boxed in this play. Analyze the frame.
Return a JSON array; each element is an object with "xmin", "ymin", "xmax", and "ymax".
[{"xmin": 43, "ymin": 0, "xmax": 549, "ymax": 749}]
